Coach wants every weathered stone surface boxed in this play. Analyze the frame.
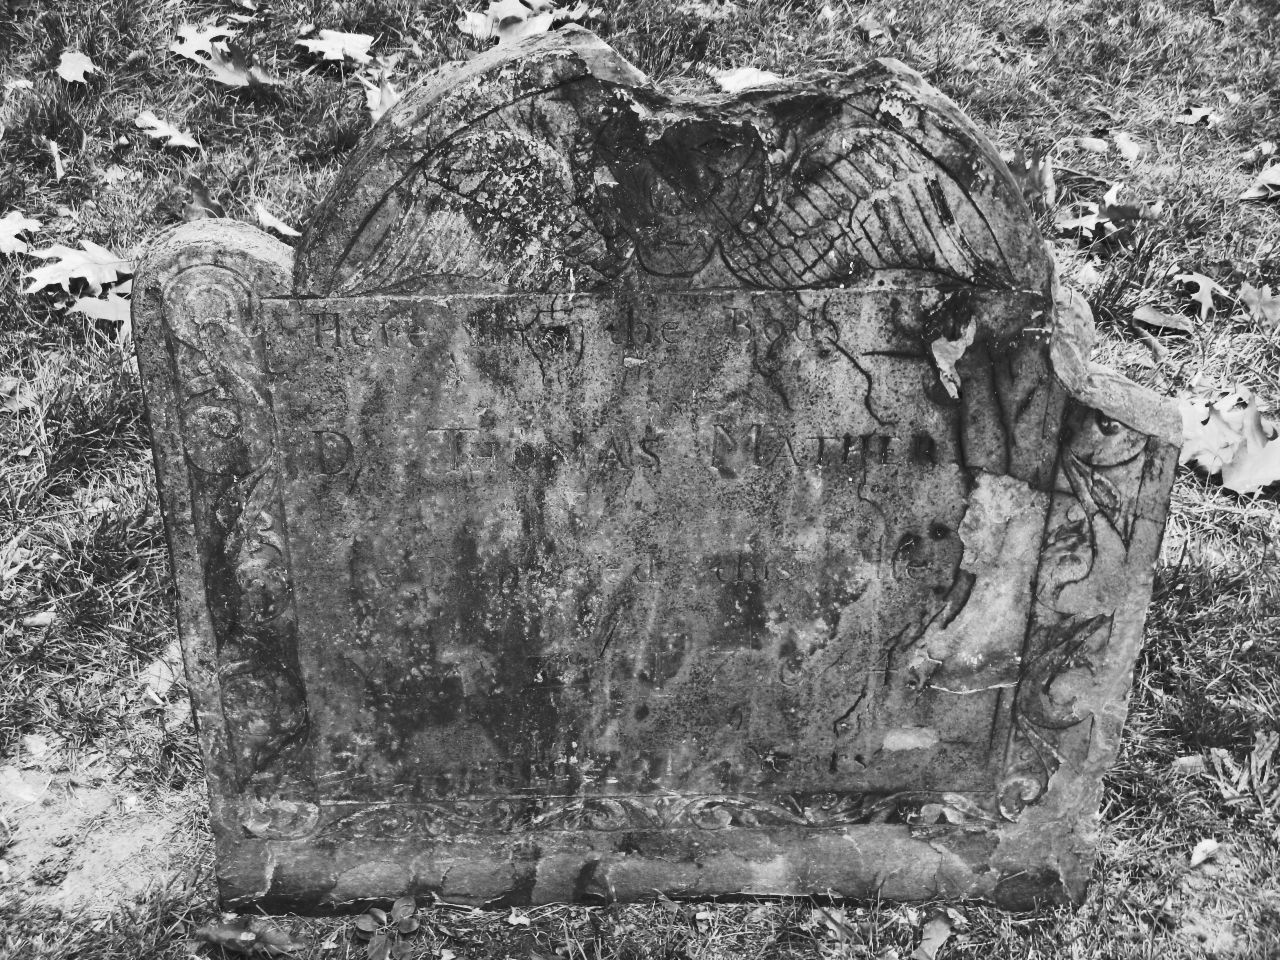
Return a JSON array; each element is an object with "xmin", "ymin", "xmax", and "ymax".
[{"xmin": 133, "ymin": 27, "xmax": 1179, "ymax": 911}]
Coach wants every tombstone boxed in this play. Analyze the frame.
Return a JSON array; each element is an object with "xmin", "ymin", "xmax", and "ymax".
[{"xmin": 133, "ymin": 27, "xmax": 1179, "ymax": 911}]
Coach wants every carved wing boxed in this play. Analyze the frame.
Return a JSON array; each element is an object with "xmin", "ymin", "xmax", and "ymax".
[{"xmin": 294, "ymin": 31, "xmax": 1051, "ymax": 299}]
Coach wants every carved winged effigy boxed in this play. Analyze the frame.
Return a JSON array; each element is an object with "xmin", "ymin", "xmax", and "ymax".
[{"xmin": 134, "ymin": 27, "xmax": 1179, "ymax": 910}]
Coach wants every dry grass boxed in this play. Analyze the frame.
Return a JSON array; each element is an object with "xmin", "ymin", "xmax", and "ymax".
[{"xmin": 2, "ymin": 0, "xmax": 1279, "ymax": 957}]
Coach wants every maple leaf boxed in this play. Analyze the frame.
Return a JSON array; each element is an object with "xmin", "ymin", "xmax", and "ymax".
[
  {"xmin": 135, "ymin": 111, "xmax": 200, "ymax": 149},
  {"xmin": 1240, "ymin": 164, "xmax": 1280, "ymax": 201},
  {"xmin": 0, "ymin": 210, "xmax": 41, "ymax": 254},
  {"xmin": 357, "ymin": 69, "xmax": 400, "ymax": 124},
  {"xmin": 708, "ymin": 66, "xmax": 784, "ymax": 93},
  {"xmin": 1176, "ymin": 272, "xmax": 1229, "ymax": 322},
  {"xmin": 296, "ymin": 29, "xmax": 374, "ymax": 63},
  {"xmin": 1239, "ymin": 281, "xmax": 1280, "ymax": 329},
  {"xmin": 56, "ymin": 50, "xmax": 98, "ymax": 83},
  {"xmin": 254, "ymin": 203, "xmax": 301, "ymax": 237},
  {"xmin": 1112, "ymin": 131, "xmax": 1150, "ymax": 163},
  {"xmin": 24, "ymin": 241, "xmax": 132, "ymax": 295}
]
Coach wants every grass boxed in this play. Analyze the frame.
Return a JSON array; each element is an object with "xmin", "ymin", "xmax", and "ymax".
[{"xmin": 2, "ymin": 0, "xmax": 1280, "ymax": 957}]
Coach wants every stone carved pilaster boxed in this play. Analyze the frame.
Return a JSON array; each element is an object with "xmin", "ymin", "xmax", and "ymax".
[{"xmin": 134, "ymin": 223, "xmax": 316, "ymax": 838}]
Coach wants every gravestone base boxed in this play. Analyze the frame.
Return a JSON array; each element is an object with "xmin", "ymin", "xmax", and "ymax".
[{"xmin": 135, "ymin": 28, "xmax": 1178, "ymax": 911}]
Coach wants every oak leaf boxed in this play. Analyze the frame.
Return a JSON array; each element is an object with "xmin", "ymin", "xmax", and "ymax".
[
  {"xmin": 1175, "ymin": 272, "xmax": 1228, "ymax": 322},
  {"xmin": 170, "ymin": 22, "xmax": 236, "ymax": 61},
  {"xmin": 1174, "ymin": 106, "xmax": 1221, "ymax": 126},
  {"xmin": 24, "ymin": 241, "xmax": 131, "ymax": 295},
  {"xmin": 1240, "ymin": 164, "xmax": 1280, "ymax": 201},
  {"xmin": 56, "ymin": 50, "xmax": 98, "ymax": 82},
  {"xmin": 0, "ymin": 210, "xmax": 41, "ymax": 254},
  {"xmin": 709, "ymin": 66, "xmax": 784, "ymax": 93},
  {"xmin": 1181, "ymin": 389, "xmax": 1280, "ymax": 494},
  {"xmin": 357, "ymin": 69, "xmax": 400, "ymax": 124},
  {"xmin": 170, "ymin": 24, "xmax": 278, "ymax": 87},
  {"xmin": 254, "ymin": 203, "xmax": 301, "ymax": 237},
  {"xmin": 1239, "ymin": 281, "xmax": 1280, "ymax": 328},
  {"xmin": 134, "ymin": 110, "xmax": 199, "ymax": 149},
  {"xmin": 296, "ymin": 29, "xmax": 374, "ymax": 63},
  {"xmin": 457, "ymin": 0, "xmax": 600, "ymax": 45}
]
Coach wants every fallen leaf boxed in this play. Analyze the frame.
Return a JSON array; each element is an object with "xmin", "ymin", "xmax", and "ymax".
[
  {"xmin": 457, "ymin": 0, "xmax": 600, "ymax": 45},
  {"xmin": 1069, "ymin": 136, "xmax": 1110, "ymax": 154},
  {"xmin": 1175, "ymin": 272, "xmax": 1229, "ymax": 322},
  {"xmin": 70, "ymin": 287, "xmax": 131, "ymax": 327},
  {"xmin": 135, "ymin": 110, "xmax": 200, "ymax": 149},
  {"xmin": 1220, "ymin": 398, "xmax": 1280, "ymax": 494},
  {"xmin": 1174, "ymin": 106, "xmax": 1221, "ymax": 126},
  {"xmin": 1189, "ymin": 838, "xmax": 1221, "ymax": 868},
  {"xmin": 22, "ymin": 609, "xmax": 55, "ymax": 627},
  {"xmin": 1240, "ymin": 164, "xmax": 1280, "ymax": 201},
  {"xmin": 194, "ymin": 916, "xmax": 306, "ymax": 956},
  {"xmin": 254, "ymin": 203, "xmax": 301, "ymax": 237},
  {"xmin": 171, "ymin": 23, "xmax": 279, "ymax": 87},
  {"xmin": 297, "ymin": 29, "xmax": 374, "ymax": 63},
  {"xmin": 1239, "ymin": 281, "xmax": 1280, "ymax": 328},
  {"xmin": 357, "ymin": 69, "xmax": 400, "ymax": 124},
  {"xmin": 170, "ymin": 22, "xmax": 236, "ymax": 62},
  {"xmin": 1240, "ymin": 140, "xmax": 1276, "ymax": 165},
  {"xmin": 390, "ymin": 896, "xmax": 416, "ymax": 922},
  {"xmin": 0, "ymin": 210, "xmax": 41, "ymax": 254},
  {"xmin": 1179, "ymin": 394, "xmax": 1245, "ymax": 473},
  {"xmin": 1132, "ymin": 304, "xmax": 1194, "ymax": 333},
  {"xmin": 506, "ymin": 907, "xmax": 531, "ymax": 926},
  {"xmin": 1112, "ymin": 130, "xmax": 1150, "ymax": 163},
  {"xmin": 56, "ymin": 50, "xmax": 98, "ymax": 83},
  {"xmin": 708, "ymin": 66, "xmax": 784, "ymax": 93},
  {"xmin": 910, "ymin": 912, "xmax": 953, "ymax": 960},
  {"xmin": 1100, "ymin": 182, "xmax": 1163, "ymax": 226},
  {"xmin": 367, "ymin": 934, "xmax": 391, "ymax": 960},
  {"xmin": 203, "ymin": 41, "xmax": 281, "ymax": 87},
  {"xmin": 4, "ymin": 78, "xmax": 34, "ymax": 91},
  {"xmin": 186, "ymin": 176, "xmax": 226, "ymax": 220},
  {"xmin": 24, "ymin": 241, "xmax": 131, "ymax": 295}
]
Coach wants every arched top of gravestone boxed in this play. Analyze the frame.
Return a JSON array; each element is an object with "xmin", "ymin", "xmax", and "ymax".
[{"xmin": 295, "ymin": 26, "xmax": 1053, "ymax": 325}]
